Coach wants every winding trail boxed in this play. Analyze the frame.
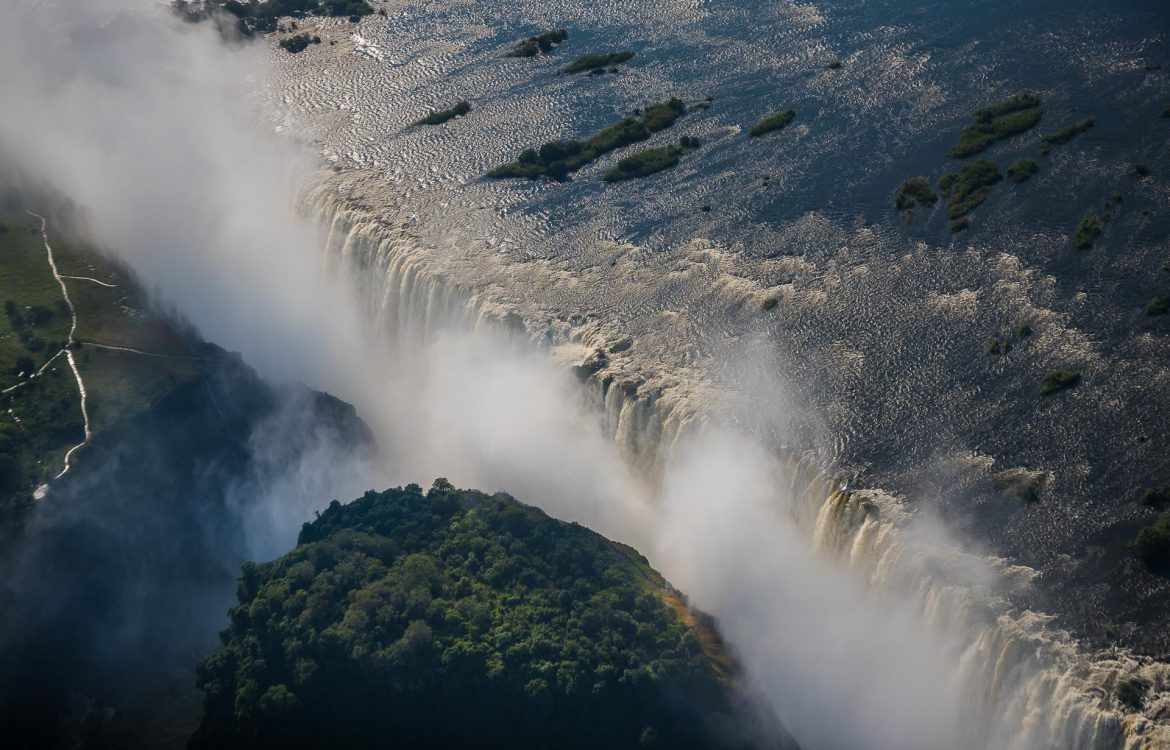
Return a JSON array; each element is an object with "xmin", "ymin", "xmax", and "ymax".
[
  {"xmin": 60, "ymin": 274, "xmax": 117, "ymax": 288},
  {"xmin": 25, "ymin": 211, "xmax": 91, "ymax": 481}
]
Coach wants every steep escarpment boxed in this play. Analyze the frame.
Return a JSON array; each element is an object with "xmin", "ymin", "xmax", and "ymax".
[
  {"xmin": 192, "ymin": 483, "xmax": 781, "ymax": 750},
  {"xmin": 0, "ymin": 340, "xmax": 374, "ymax": 749}
]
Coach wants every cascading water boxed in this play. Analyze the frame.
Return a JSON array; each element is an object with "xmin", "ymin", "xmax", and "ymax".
[{"xmin": 305, "ymin": 181, "xmax": 1170, "ymax": 750}]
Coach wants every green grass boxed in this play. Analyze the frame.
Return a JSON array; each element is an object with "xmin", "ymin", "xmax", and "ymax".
[
  {"xmin": 1040, "ymin": 369, "xmax": 1080, "ymax": 395},
  {"xmin": 894, "ymin": 176, "xmax": 937, "ymax": 210},
  {"xmin": 1039, "ymin": 117, "xmax": 1095, "ymax": 155},
  {"xmin": 938, "ymin": 159, "xmax": 1002, "ymax": 219},
  {"xmin": 1074, "ymin": 214, "xmax": 1103, "ymax": 249},
  {"xmin": 749, "ymin": 109, "xmax": 796, "ymax": 137},
  {"xmin": 949, "ymin": 96, "xmax": 1043, "ymax": 158},
  {"xmin": 507, "ymin": 29, "xmax": 568, "ymax": 58},
  {"xmin": 489, "ymin": 98, "xmax": 687, "ymax": 180},
  {"xmin": 414, "ymin": 101, "xmax": 471, "ymax": 126},
  {"xmin": 603, "ymin": 137, "xmax": 700, "ymax": 182},
  {"xmin": 0, "ymin": 209, "xmax": 208, "ymax": 514},
  {"xmin": 1007, "ymin": 158, "xmax": 1038, "ymax": 183},
  {"xmin": 559, "ymin": 51, "xmax": 634, "ymax": 75}
]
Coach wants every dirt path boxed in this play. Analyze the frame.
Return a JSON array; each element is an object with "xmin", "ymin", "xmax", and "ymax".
[{"xmin": 26, "ymin": 211, "xmax": 92, "ymax": 481}]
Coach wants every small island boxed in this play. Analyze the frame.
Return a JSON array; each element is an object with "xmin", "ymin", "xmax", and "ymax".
[
  {"xmin": 1039, "ymin": 117, "xmax": 1095, "ymax": 155},
  {"xmin": 507, "ymin": 29, "xmax": 568, "ymax": 57},
  {"xmin": 938, "ymin": 159, "xmax": 1002, "ymax": 225},
  {"xmin": 604, "ymin": 136, "xmax": 701, "ymax": 182},
  {"xmin": 191, "ymin": 482, "xmax": 758, "ymax": 750},
  {"xmin": 894, "ymin": 176, "xmax": 937, "ymax": 211},
  {"xmin": 1006, "ymin": 158, "xmax": 1038, "ymax": 183},
  {"xmin": 488, "ymin": 98, "xmax": 688, "ymax": 180},
  {"xmin": 414, "ymin": 101, "xmax": 472, "ymax": 126},
  {"xmin": 749, "ymin": 109, "xmax": 796, "ymax": 137},
  {"xmin": 559, "ymin": 51, "xmax": 635, "ymax": 75},
  {"xmin": 948, "ymin": 95, "xmax": 1043, "ymax": 159}
]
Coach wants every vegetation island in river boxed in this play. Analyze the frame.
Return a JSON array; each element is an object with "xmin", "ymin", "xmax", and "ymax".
[
  {"xmin": 488, "ymin": 98, "xmax": 689, "ymax": 181},
  {"xmin": 948, "ymin": 95, "xmax": 1043, "ymax": 159},
  {"xmin": 192, "ymin": 482, "xmax": 763, "ymax": 750}
]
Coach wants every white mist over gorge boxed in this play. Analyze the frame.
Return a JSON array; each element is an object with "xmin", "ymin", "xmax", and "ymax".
[{"xmin": 2, "ymin": 1, "xmax": 1170, "ymax": 749}]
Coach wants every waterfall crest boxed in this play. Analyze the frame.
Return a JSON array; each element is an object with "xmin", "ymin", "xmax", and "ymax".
[{"xmin": 304, "ymin": 180, "xmax": 1170, "ymax": 750}]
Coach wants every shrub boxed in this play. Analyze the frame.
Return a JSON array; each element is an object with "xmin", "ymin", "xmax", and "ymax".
[
  {"xmin": 949, "ymin": 217, "xmax": 971, "ymax": 233},
  {"xmin": 1074, "ymin": 215, "xmax": 1102, "ymax": 249},
  {"xmin": 1131, "ymin": 514, "xmax": 1170, "ymax": 568},
  {"xmin": 1145, "ymin": 296, "xmax": 1169, "ymax": 316},
  {"xmin": 1131, "ymin": 163, "xmax": 1152, "ymax": 178},
  {"xmin": 749, "ymin": 109, "xmax": 796, "ymax": 137},
  {"xmin": 1040, "ymin": 369, "xmax": 1080, "ymax": 395},
  {"xmin": 1140, "ymin": 487, "xmax": 1170, "ymax": 507},
  {"xmin": 279, "ymin": 33, "xmax": 321, "ymax": 53},
  {"xmin": 559, "ymin": 51, "xmax": 634, "ymax": 75},
  {"xmin": 507, "ymin": 29, "xmax": 568, "ymax": 58},
  {"xmin": 414, "ymin": 101, "xmax": 471, "ymax": 126},
  {"xmin": 1007, "ymin": 158, "xmax": 1038, "ymax": 183}
]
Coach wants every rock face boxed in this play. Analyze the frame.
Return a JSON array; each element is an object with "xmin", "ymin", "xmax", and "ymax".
[
  {"xmin": 192, "ymin": 482, "xmax": 787, "ymax": 750},
  {"xmin": 0, "ymin": 346, "xmax": 374, "ymax": 749}
]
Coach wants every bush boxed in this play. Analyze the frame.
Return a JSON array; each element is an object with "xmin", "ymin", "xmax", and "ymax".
[
  {"xmin": 1131, "ymin": 163, "xmax": 1152, "ymax": 178},
  {"xmin": 1006, "ymin": 158, "xmax": 1038, "ymax": 183},
  {"xmin": 1039, "ymin": 118, "xmax": 1095, "ymax": 155},
  {"xmin": 1145, "ymin": 296, "xmax": 1169, "ymax": 316},
  {"xmin": 949, "ymin": 217, "xmax": 971, "ymax": 233},
  {"xmin": 1074, "ymin": 214, "xmax": 1102, "ymax": 249},
  {"xmin": 1140, "ymin": 487, "xmax": 1170, "ymax": 508},
  {"xmin": 278, "ymin": 33, "xmax": 320, "ymax": 53},
  {"xmin": 1131, "ymin": 514, "xmax": 1170, "ymax": 568},
  {"xmin": 1040, "ymin": 369, "xmax": 1080, "ymax": 395},
  {"xmin": 414, "ymin": 101, "xmax": 471, "ymax": 126},
  {"xmin": 560, "ymin": 51, "xmax": 634, "ymax": 75},
  {"xmin": 748, "ymin": 109, "xmax": 796, "ymax": 137},
  {"xmin": 508, "ymin": 29, "xmax": 568, "ymax": 58},
  {"xmin": 949, "ymin": 96, "xmax": 1043, "ymax": 158},
  {"xmin": 894, "ymin": 176, "xmax": 937, "ymax": 210}
]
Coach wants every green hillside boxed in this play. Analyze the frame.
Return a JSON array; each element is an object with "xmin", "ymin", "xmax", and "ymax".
[{"xmin": 193, "ymin": 482, "xmax": 755, "ymax": 749}]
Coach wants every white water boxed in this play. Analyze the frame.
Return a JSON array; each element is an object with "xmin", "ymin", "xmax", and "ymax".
[{"xmin": 307, "ymin": 185, "xmax": 1170, "ymax": 750}]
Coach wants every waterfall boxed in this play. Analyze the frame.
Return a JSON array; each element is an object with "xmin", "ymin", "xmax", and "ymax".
[{"xmin": 302, "ymin": 181, "xmax": 1170, "ymax": 750}]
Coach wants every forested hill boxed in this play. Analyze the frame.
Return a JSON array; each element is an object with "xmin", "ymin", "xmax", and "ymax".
[{"xmin": 193, "ymin": 482, "xmax": 784, "ymax": 749}]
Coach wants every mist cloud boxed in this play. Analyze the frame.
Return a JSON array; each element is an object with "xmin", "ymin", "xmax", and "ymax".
[{"xmin": 0, "ymin": 3, "xmax": 1072, "ymax": 750}]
